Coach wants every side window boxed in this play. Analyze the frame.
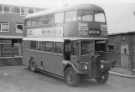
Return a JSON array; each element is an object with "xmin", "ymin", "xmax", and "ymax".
[
  {"xmin": 30, "ymin": 14, "xmax": 54, "ymax": 26},
  {"xmin": 55, "ymin": 13, "xmax": 64, "ymax": 24},
  {"xmin": 31, "ymin": 18, "xmax": 38, "ymax": 26},
  {"xmin": 20, "ymin": 8, "xmax": 25, "ymax": 16},
  {"xmin": 28, "ymin": 9, "xmax": 34, "ymax": 14},
  {"xmin": 12, "ymin": 7, "xmax": 20, "ymax": 14},
  {"xmin": 45, "ymin": 42, "xmax": 54, "ymax": 52},
  {"xmin": 72, "ymin": 41, "xmax": 79, "ymax": 55},
  {"xmin": 54, "ymin": 42, "xmax": 63, "ymax": 53},
  {"xmin": 65, "ymin": 11, "xmax": 77, "ymax": 22},
  {"xmin": 3, "ymin": 6, "xmax": 10, "ymax": 13},
  {"xmin": 30, "ymin": 41, "xmax": 37, "ymax": 49},
  {"xmin": 26, "ymin": 19, "xmax": 31, "ymax": 26}
]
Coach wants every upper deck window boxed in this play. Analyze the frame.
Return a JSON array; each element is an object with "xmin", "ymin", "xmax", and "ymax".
[
  {"xmin": 28, "ymin": 9, "xmax": 34, "ymax": 14},
  {"xmin": 55, "ymin": 13, "xmax": 64, "ymax": 24},
  {"xmin": 13, "ymin": 7, "xmax": 20, "ymax": 14},
  {"xmin": 78, "ymin": 10, "xmax": 93, "ymax": 22},
  {"xmin": 95, "ymin": 12, "xmax": 106, "ymax": 23},
  {"xmin": 4, "ymin": 6, "xmax": 10, "ymax": 13},
  {"xmin": 65, "ymin": 11, "xmax": 77, "ymax": 22}
]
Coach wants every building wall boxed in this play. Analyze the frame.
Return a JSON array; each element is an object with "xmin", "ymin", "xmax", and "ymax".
[
  {"xmin": 0, "ymin": 13, "xmax": 24, "ymax": 37},
  {"xmin": 108, "ymin": 34, "xmax": 135, "ymax": 69}
]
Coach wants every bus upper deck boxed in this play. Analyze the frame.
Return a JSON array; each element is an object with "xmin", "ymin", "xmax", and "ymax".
[{"xmin": 24, "ymin": 4, "xmax": 108, "ymax": 39}]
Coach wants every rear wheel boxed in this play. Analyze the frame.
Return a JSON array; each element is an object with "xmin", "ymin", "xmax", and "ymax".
[
  {"xmin": 96, "ymin": 71, "xmax": 109, "ymax": 84},
  {"xmin": 64, "ymin": 67, "xmax": 80, "ymax": 86},
  {"xmin": 29, "ymin": 60, "xmax": 37, "ymax": 72}
]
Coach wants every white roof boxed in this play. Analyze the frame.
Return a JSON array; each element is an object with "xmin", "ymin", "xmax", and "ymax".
[
  {"xmin": 23, "ymin": 37, "xmax": 64, "ymax": 42},
  {"xmin": 23, "ymin": 37, "xmax": 107, "ymax": 42},
  {"xmin": 26, "ymin": 4, "xmax": 104, "ymax": 19},
  {"xmin": 64, "ymin": 37, "xmax": 108, "ymax": 40}
]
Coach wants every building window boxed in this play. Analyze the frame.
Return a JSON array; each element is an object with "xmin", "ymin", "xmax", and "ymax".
[
  {"xmin": 28, "ymin": 9, "xmax": 34, "ymax": 14},
  {"xmin": 12, "ymin": 7, "xmax": 20, "ymax": 14},
  {"xmin": 3, "ymin": 6, "xmax": 10, "ymax": 13},
  {"xmin": 20, "ymin": 8, "xmax": 25, "ymax": 16},
  {"xmin": 16, "ymin": 24, "xmax": 24, "ymax": 33},
  {"xmin": 0, "ymin": 23, "xmax": 9, "ymax": 32},
  {"xmin": 0, "ymin": 5, "xmax": 3, "ymax": 13}
]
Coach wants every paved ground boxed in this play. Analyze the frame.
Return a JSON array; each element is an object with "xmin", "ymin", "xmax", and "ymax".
[{"xmin": 0, "ymin": 66, "xmax": 135, "ymax": 92}]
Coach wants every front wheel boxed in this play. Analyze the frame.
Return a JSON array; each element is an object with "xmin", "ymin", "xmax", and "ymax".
[
  {"xmin": 64, "ymin": 67, "xmax": 80, "ymax": 86},
  {"xmin": 96, "ymin": 71, "xmax": 109, "ymax": 84}
]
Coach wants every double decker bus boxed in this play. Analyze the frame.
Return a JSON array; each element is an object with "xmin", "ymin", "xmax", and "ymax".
[{"xmin": 23, "ymin": 4, "xmax": 113, "ymax": 86}]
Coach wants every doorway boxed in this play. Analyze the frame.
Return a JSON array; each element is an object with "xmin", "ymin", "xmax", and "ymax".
[{"xmin": 121, "ymin": 44, "xmax": 129, "ymax": 68}]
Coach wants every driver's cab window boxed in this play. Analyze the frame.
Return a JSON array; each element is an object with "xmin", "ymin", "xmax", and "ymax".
[
  {"xmin": 72, "ymin": 41, "xmax": 79, "ymax": 56},
  {"xmin": 64, "ymin": 40, "xmax": 71, "ymax": 60}
]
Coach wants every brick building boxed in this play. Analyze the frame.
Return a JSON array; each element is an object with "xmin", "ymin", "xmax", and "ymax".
[
  {"xmin": 108, "ymin": 31, "xmax": 135, "ymax": 71},
  {"xmin": 0, "ymin": 4, "xmax": 43, "ymax": 65}
]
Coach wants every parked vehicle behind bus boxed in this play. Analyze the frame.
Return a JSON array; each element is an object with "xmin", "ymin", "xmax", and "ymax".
[{"xmin": 23, "ymin": 4, "xmax": 114, "ymax": 86}]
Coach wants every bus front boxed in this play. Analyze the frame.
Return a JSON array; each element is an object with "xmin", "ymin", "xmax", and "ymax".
[
  {"xmin": 77, "ymin": 8, "xmax": 113, "ymax": 83},
  {"xmin": 64, "ymin": 7, "xmax": 113, "ymax": 85}
]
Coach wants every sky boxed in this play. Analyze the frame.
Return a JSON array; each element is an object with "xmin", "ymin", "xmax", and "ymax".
[
  {"xmin": 0, "ymin": 0, "xmax": 135, "ymax": 8},
  {"xmin": 0, "ymin": 0, "xmax": 135, "ymax": 33}
]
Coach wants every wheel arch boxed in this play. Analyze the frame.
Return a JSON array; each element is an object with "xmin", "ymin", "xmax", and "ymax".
[{"xmin": 63, "ymin": 60, "xmax": 80, "ymax": 73}]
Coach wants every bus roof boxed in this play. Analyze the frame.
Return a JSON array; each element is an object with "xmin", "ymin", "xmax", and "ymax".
[
  {"xmin": 23, "ymin": 37, "xmax": 107, "ymax": 42},
  {"xmin": 26, "ymin": 4, "xmax": 104, "ymax": 19}
]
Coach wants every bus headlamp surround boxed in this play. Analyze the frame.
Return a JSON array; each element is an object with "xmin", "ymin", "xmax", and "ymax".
[
  {"xmin": 79, "ymin": 62, "xmax": 88, "ymax": 70},
  {"xmin": 100, "ymin": 60, "xmax": 105, "ymax": 69},
  {"xmin": 100, "ymin": 64, "xmax": 104, "ymax": 69}
]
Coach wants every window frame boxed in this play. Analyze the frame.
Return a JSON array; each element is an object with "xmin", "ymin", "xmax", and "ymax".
[
  {"xmin": 16, "ymin": 23, "xmax": 24, "ymax": 33},
  {"xmin": 20, "ymin": 8, "xmax": 25, "ymax": 16},
  {"xmin": 54, "ymin": 42, "xmax": 63, "ymax": 53},
  {"xmin": 65, "ymin": 10, "xmax": 77, "ymax": 22},
  {"xmin": 0, "ymin": 22, "xmax": 9, "ymax": 32},
  {"xmin": 54, "ymin": 12, "xmax": 64, "ymax": 24},
  {"xmin": 94, "ymin": 12, "xmax": 106, "ymax": 23},
  {"xmin": 3, "ymin": 6, "xmax": 10, "ymax": 13}
]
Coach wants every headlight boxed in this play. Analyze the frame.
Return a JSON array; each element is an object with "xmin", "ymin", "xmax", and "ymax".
[
  {"xmin": 100, "ymin": 64, "xmax": 104, "ymax": 69},
  {"xmin": 83, "ymin": 65, "xmax": 88, "ymax": 70},
  {"xmin": 80, "ymin": 63, "xmax": 88, "ymax": 70}
]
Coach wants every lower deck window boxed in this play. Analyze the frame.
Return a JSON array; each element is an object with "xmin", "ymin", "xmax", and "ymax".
[
  {"xmin": 81, "ymin": 40, "xmax": 91, "ymax": 55},
  {"xmin": 95, "ymin": 40, "xmax": 106, "ymax": 52},
  {"xmin": 30, "ymin": 41, "xmax": 63, "ymax": 54}
]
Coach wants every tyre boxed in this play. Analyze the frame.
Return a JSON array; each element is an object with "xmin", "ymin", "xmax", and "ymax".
[
  {"xmin": 64, "ymin": 67, "xmax": 80, "ymax": 86},
  {"xmin": 96, "ymin": 71, "xmax": 109, "ymax": 84},
  {"xmin": 29, "ymin": 60, "xmax": 37, "ymax": 72}
]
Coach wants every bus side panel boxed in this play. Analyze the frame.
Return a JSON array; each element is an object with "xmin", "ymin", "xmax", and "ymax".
[
  {"xmin": 23, "ymin": 43, "xmax": 64, "ymax": 76},
  {"xmin": 43, "ymin": 53, "xmax": 63, "ymax": 76}
]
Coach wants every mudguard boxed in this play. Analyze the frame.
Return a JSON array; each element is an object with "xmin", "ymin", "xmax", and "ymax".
[{"xmin": 62, "ymin": 60, "xmax": 82, "ymax": 74}]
